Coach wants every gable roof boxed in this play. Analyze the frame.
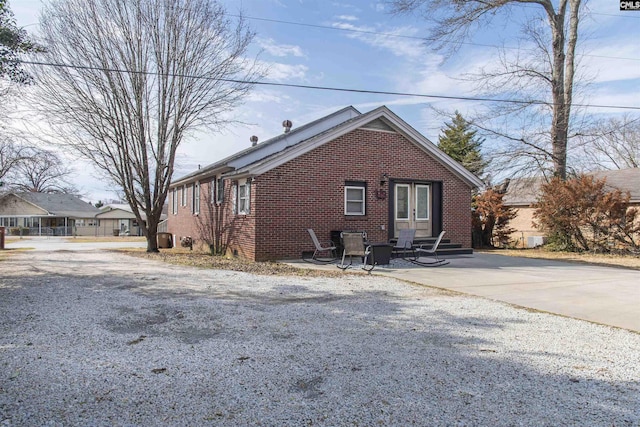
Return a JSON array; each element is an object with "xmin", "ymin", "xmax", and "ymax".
[
  {"xmin": 172, "ymin": 106, "xmax": 361, "ymax": 185},
  {"xmin": 504, "ymin": 168, "xmax": 640, "ymax": 206},
  {"xmin": 172, "ymin": 106, "xmax": 484, "ymax": 189},
  {"xmin": 97, "ymin": 203, "xmax": 168, "ymax": 221},
  {"xmin": 3, "ymin": 192, "xmax": 100, "ymax": 218}
]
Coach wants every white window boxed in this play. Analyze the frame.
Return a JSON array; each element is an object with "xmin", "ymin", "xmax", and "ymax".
[
  {"xmin": 172, "ymin": 188, "xmax": 178, "ymax": 214},
  {"xmin": 0, "ymin": 217, "xmax": 18, "ymax": 227},
  {"xmin": 216, "ymin": 177, "xmax": 224, "ymax": 204},
  {"xmin": 231, "ymin": 182, "xmax": 237, "ymax": 214},
  {"xmin": 181, "ymin": 184, "xmax": 187, "ymax": 206},
  {"xmin": 416, "ymin": 184, "xmax": 430, "ymax": 220},
  {"xmin": 345, "ymin": 184, "xmax": 366, "ymax": 215},
  {"xmin": 396, "ymin": 184, "xmax": 410, "ymax": 220},
  {"xmin": 210, "ymin": 180, "xmax": 216, "ymax": 204},
  {"xmin": 192, "ymin": 182, "xmax": 200, "ymax": 214},
  {"xmin": 238, "ymin": 181, "xmax": 250, "ymax": 214}
]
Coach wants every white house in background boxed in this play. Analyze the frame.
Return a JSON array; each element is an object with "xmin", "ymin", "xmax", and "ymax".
[
  {"xmin": 0, "ymin": 192, "xmax": 100, "ymax": 236},
  {"xmin": 94, "ymin": 204, "xmax": 168, "ymax": 236}
]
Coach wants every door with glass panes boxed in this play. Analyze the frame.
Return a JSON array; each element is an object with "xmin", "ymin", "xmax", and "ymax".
[{"xmin": 394, "ymin": 183, "xmax": 432, "ymax": 238}]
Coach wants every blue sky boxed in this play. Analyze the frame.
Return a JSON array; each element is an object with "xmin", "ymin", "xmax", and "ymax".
[{"xmin": 9, "ymin": 0, "xmax": 640, "ymax": 202}]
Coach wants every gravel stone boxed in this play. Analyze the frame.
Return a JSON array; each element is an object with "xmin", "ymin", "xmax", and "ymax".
[{"xmin": 0, "ymin": 250, "xmax": 639, "ymax": 426}]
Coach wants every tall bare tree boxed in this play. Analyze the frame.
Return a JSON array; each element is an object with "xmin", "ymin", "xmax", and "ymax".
[
  {"xmin": 34, "ymin": 0, "xmax": 259, "ymax": 251},
  {"xmin": 11, "ymin": 147, "xmax": 77, "ymax": 193},
  {"xmin": 0, "ymin": 136, "xmax": 23, "ymax": 187},
  {"xmin": 391, "ymin": 0, "xmax": 583, "ymax": 180}
]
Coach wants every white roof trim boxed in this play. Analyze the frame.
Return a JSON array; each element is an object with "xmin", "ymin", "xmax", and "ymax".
[{"xmin": 232, "ymin": 106, "xmax": 484, "ymax": 188}]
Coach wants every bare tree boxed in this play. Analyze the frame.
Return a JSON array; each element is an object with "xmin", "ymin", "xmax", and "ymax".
[
  {"xmin": 391, "ymin": 0, "xmax": 584, "ymax": 179},
  {"xmin": 0, "ymin": 136, "xmax": 23, "ymax": 187},
  {"xmin": 33, "ymin": 0, "xmax": 259, "ymax": 251},
  {"xmin": 576, "ymin": 115, "xmax": 640, "ymax": 171},
  {"xmin": 11, "ymin": 147, "xmax": 77, "ymax": 193},
  {"xmin": 194, "ymin": 182, "xmax": 231, "ymax": 255}
]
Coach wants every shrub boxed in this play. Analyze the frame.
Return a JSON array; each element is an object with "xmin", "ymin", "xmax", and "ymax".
[
  {"xmin": 533, "ymin": 175, "xmax": 640, "ymax": 252},
  {"xmin": 472, "ymin": 188, "xmax": 517, "ymax": 248}
]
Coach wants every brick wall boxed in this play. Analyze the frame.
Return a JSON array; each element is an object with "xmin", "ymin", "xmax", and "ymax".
[
  {"xmin": 254, "ymin": 128, "xmax": 473, "ymax": 260},
  {"xmin": 168, "ymin": 127, "xmax": 475, "ymax": 261}
]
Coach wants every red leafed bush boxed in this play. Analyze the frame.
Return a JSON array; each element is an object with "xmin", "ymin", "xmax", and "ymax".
[
  {"xmin": 472, "ymin": 188, "xmax": 517, "ymax": 248},
  {"xmin": 533, "ymin": 175, "xmax": 640, "ymax": 252}
]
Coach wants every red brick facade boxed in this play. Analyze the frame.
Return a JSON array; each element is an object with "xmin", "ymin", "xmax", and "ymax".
[{"xmin": 168, "ymin": 127, "xmax": 475, "ymax": 261}]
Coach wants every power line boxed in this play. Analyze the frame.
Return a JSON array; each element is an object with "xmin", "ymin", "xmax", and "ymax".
[
  {"xmin": 238, "ymin": 15, "xmax": 640, "ymax": 62},
  {"xmin": 20, "ymin": 59, "xmax": 640, "ymax": 111}
]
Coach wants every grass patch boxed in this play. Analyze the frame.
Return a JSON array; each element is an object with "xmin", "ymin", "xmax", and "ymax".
[
  {"xmin": 118, "ymin": 248, "xmax": 348, "ymax": 278},
  {"xmin": 0, "ymin": 247, "xmax": 32, "ymax": 260},
  {"xmin": 479, "ymin": 248, "xmax": 640, "ymax": 270}
]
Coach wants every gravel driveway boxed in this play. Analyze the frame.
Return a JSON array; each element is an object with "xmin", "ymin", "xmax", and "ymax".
[{"xmin": 1, "ymin": 249, "xmax": 639, "ymax": 426}]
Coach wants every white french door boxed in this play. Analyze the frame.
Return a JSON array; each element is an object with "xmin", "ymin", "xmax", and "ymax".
[{"xmin": 394, "ymin": 183, "xmax": 432, "ymax": 238}]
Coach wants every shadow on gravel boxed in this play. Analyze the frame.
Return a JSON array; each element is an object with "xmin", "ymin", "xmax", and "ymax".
[{"xmin": 1, "ymin": 258, "xmax": 638, "ymax": 426}]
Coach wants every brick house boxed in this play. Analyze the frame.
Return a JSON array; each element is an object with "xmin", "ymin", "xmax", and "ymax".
[
  {"xmin": 504, "ymin": 168, "xmax": 640, "ymax": 247},
  {"xmin": 168, "ymin": 106, "xmax": 484, "ymax": 261}
]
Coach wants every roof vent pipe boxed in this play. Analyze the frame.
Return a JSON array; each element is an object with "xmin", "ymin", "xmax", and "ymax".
[
  {"xmin": 250, "ymin": 135, "xmax": 258, "ymax": 146},
  {"xmin": 282, "ymin": 120, "xmax": 293, "ymax": 133}
]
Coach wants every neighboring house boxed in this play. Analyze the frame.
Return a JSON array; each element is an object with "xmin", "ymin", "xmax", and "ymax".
[
  {"xmin": 94, "ymin": 204, "xmax": 168, "ymax": 236},
  {"xmin": 94, "ymin": 204, "xmax": 142, "ymax": 236},
  {"xmin": 503, "ymin": 168, "xmax": 640, "ymax": 247},
  {"xmin": 0, "ymin": 192, "xmax": 100, "ymax": 236},
  {"xmin": 168, "ymin": 105, "xmax": 484, "ymax": 261}
]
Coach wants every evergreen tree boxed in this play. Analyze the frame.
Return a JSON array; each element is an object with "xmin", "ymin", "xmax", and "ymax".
[
  {"xmin": 0, "ymin": 0, "xmax": 43, "ymax": 84},
  {"xmin": 438, "ymin": 111, "xmax": 487, "ymax": 178}
]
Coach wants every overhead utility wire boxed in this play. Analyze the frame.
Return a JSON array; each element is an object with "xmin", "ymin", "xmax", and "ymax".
[
  {"xmin": 238, "ymin": 15, "xmax": 640, "ymax": 62},
  {"xmin": 20, "ymin": 59, "xmax": 640, "ymax": 111}
]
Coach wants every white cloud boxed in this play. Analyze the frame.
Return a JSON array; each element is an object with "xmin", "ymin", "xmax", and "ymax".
[
  {"xmin": 335, "ymin": 15, "xmax": 359, "ymax": 21},
  {"xmin": 331, "ymin": 22, "xmax": 427, "ymax": 59},
  {"xmin": 266, "ymin": 63, "xmax": 309, "ymax": 82},
  {"xmin": 257, "ymin": 38, "xmax": 305, "ymax": 58},
  {"xmin": 581, "ymin": 44, "xmax": 640, "ymax": 83},
  {"xmin": 246, "ymin": 89, "xmax": 291, "ymax": 104}
]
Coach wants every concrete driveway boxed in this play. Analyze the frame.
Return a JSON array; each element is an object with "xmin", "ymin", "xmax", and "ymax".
[{"xmin": 292, "ymin": 253, "xmax": 640, "ymax": 333}]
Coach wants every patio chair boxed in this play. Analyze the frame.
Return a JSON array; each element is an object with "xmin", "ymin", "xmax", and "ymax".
[
  {"xmin": 392, "ymin": 228, "xmax": 416, "ymax": 259},
  {"xmin": 337, "ymin": 232, "xmax": 375, "ymax": 272},
  {"xmin": 411, "ymin": 230, "xmax": 449, "ymax": 266},
  {"xmin": 304, "ymin": 229, "xmax": 337, "ymax": 263}
]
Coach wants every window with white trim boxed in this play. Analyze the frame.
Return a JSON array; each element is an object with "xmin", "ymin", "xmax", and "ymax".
[
  {"xmin": 231, "ymin": 182, "xmax": 237, "ymax": 214},
  {"xmin": 192, "ymin": 182, "xmax": 200, "ymax": 214},
  {"xmin": 345, "ymin": 182, "xmax": 366, "ymax": 215},
  {"xmin": 181, "ymin": 184, "xmax": 187, "ymax": 206},
  {"xmin": 216, "ymin": 177, "xmax": 224, "ymax": 204},
  {"xmin": 238, "ymin": 180, "xmax": 250, "ymax": 214},
  {"xmin": 172, "ymin": 188, "xmax": 178, "ymax": 214}
]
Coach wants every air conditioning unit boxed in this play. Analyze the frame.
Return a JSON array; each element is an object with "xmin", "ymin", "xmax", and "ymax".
[{"xmin": 527, "ymin": 236, "xmax": 545, "ymax": 248}]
